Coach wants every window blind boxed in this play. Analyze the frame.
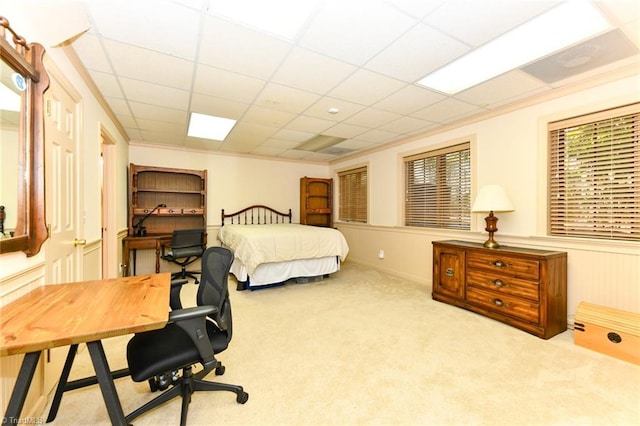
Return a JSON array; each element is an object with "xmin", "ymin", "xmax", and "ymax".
[
  {"xmin": 404, "ymin": 143, "xmax": 470, "ymax": 229},
  {"xmin": 338, "ymin": 166, "xmax": 367, "ymax": 223},
  {"xmin": 548, "ymin": 103, "xmax": 639, "ymax": 241}
]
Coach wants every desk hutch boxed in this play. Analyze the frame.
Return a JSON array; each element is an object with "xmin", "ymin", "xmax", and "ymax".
[{"xmin": 124, "ymin": 164, "xmax": 207, "ymax": 275}]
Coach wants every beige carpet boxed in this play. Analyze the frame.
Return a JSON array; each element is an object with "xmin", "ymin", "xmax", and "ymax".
[{"xmin": 45, "ymin": 261, "xmax": 639, "ymax": 425}]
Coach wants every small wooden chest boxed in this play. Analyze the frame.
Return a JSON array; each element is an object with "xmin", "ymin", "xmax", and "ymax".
[{"xmin": 574, "ymin": 302, "xmax": 640, "ymax": 365}]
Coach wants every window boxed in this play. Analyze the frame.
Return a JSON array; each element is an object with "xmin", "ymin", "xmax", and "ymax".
[
  {"xmin": 338, "ymin": 166, "xmax": 367, "ymax": 223},
  {"xmin": 404, "ymin": 143, "xmax": 471, "ymax": 229},
  {"xmin": 548, "ymin": 103, "xmax": 639, "ymax": 241}
]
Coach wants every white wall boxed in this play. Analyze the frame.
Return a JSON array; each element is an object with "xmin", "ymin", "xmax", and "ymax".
[
  {"xmin": 330, "ymin": 73, "xmax": 640, "ymax": 315},
  {"xmin": 128, "ymin": 144, "xmax": 330, "ymax": 225}
]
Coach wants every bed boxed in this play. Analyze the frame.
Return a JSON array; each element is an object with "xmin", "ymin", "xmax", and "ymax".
[{"xmin": 218, "ymin": 205, "xmax": 349, "ymax": 290}]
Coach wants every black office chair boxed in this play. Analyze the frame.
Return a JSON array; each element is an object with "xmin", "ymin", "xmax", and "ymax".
[
  {"xmin": 126, "ymin": 246, "xmax": 248, "ymax": 425},
  {"xmin": 161, "ymin": 228, "xmax": 206, "ymax": 284}
]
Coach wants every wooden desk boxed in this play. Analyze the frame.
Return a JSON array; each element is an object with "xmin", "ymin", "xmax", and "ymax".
[
  {"xmin": 122, "ymin": 234, "xmax": 170, "ymax": 276},
  {"xmin": 0, "ymin": 273, "xmax": 170, "ymax": 425}
]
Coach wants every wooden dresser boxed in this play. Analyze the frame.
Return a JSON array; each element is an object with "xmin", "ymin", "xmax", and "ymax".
[{"xmin": 432, "ymin": 240, "xmax": 567, "ymax": 339}]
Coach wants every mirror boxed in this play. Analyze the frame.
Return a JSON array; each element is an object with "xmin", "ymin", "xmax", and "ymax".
[{"xmin": 0, "ymin": 17, "xmax": 49, "ymax": 256}]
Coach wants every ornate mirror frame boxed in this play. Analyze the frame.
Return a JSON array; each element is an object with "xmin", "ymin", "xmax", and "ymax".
[{"xmin": 0, "ymin": 17, "xmax": 49, "ymax": 256}]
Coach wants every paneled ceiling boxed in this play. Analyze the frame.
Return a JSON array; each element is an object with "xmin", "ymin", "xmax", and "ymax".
[{"xmin": 9, "ymin": 0, "xmax": 640, "ymax": 162}]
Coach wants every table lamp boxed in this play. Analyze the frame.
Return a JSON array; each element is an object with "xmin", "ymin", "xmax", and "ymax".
[{"xmin": 471, "ymin": 185, "xmax": 514, "ymax": 249}]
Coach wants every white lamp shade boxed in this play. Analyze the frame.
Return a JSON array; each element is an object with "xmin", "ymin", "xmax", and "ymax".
[{"xmin": 472, "ymin": 185, "xmax": 514, "ymax": 213}]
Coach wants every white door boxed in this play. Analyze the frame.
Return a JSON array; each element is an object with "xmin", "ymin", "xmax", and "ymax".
[{"xmin": 43, "ymin": 65, "xmax": 82, "ymax": 391}]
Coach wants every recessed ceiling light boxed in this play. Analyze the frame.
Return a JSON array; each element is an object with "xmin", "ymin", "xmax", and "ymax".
[
  {"xmin": 210, "ymin": 0, "xmax": 318, "ymax": 40},
  {"xmin": 187, "ymin": 112, "xmax": 236, "ymax": 141},
  {"xmin": 327, "ymin": 107, "xmax": 340, "ymax": 114},
  {"xmin": 416, "ymin": 1, "xmax": 613, "ymax": 94}
]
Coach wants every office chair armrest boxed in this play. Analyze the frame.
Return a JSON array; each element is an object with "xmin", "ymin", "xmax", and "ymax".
[
  {"xmin": 169, "ymin": 305, "xmax": 217, "ymax": 322},
  {"xmin": 169, "ymin": 279, "xmax": 189, "ymax": 310},
  {"xmin": 169, "ymin": 306, "xmax": 219, "ymax": 367}
]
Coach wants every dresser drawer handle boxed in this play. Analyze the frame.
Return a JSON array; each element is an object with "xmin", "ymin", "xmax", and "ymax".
[
  {"xmin": 445, "ymin": 268, "xmax": 454, "ymax": 277},
  {"xmin": 492, "ymin": 298, "xmax": 506, "ymax": 307},
  {"xmin": 492, "ymin": 279, "xmax": 506, "ymax": 287},
  {"xmin": 491, "ymin": 260, "xmax": 508, "ymax": 268}
]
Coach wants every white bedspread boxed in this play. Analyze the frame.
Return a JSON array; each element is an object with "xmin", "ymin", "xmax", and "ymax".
[{"xmin": 218, "ymin": 224, "xmax": 349, "ymax": 276}]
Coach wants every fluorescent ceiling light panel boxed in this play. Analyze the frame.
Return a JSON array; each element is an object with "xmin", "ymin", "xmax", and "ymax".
[
  {"xmin": 211, "ymin": 0, "xmax": 318, "ymax": 40},
  {"xmin": 187, "ymin": 112, "xmax": 236, "ymax": 141},
  {"xmin": 417, "ymin": 1, "xmax": 613, "ymax": 94}
]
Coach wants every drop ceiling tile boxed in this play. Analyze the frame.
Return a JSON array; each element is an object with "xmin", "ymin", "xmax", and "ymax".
[
  {"xmin": 198, "ymin": 16, "xmax": 292, "ymax": 80},
  {"xmin": 373, "ymin": 84, "xmax": 446, "ymax": 115},
  {"xmin": 278, "ymin": 150, "xmax": 308, "ymax": 159},
  {"xmin": 271, "ymin": 128, "xmax": 317, "ymax": 142},
  {"xmin": 334, "ymin": 138, "xmax": 379, "ymax": 151},
  {"xmin": 242, "ymin": 105, "xmax": 297, "ymax": 127},
  {"xmin": 286, "ymin": 115, "xmax": 336, "ymax": 133},
  {"xmin": 300, "ymin": 151, "xmax": 336, "ymax": 161},
  {"xmin": 299, "ymin": 0, "xmax": 417, "ymax": 66},
  {"xmin": 251, "ymin": 145, "xmax": 289, "ymax": 157},
  {"xmin": 355, "ymin": 128, "xmax": 401, "ymax": 143},
  {"xmin": 129, "ymin": 102, "xmax": 188, "ymax": 124},
  {"xmin": 384, "ymin": 0, "xmax": 445, "ymax": 19},
  {"xmin": 117, "ymin": 115, "xmax": 138, "ymax": 128},
  {"xmin": 219, "ymin": 143, "xmax": 253, "ymax": 154},
  {"xmin": 597, "ymin": 1, "xmax": 640, "ymax": 25},
  {"xmin": 184, "ymin": 139, "xmax": 223, "ymax": 151},
  {"xmin": 412, "ymin": 98, "xmax": 484, "ymax": 123},
  {"xmin": 193, "ymin": 64, "xmax": 266, "ymax": 103},
  {"xmin": 254, "ymin": 83, "xmax": 321, "ymax": 114},
  {"xmin": 101, "ymin": 39, "xmax": 194, "ymax": 90},
  {"xmin": 343, "ymin": 107, "xmax": 402, "ymax": 128},
  {"xmin": 119, "ymin": 77, "xmax": 190, "ymax": 110},
  {"xmin": 104, "ymin": 97, "xmax": 131, "ymax": 116},
  {"xmin": 190, "ymin": 93, "xmax": 249, "ymax": 119},
  {"xmin": 88, "ymin": 71, "xmax": 123, "ymax": 99},
  {"xmin": 304, "ymin": 96, "xmax": 366, "ymax": 121},
  {"xmin": 323, "ymin": 123, "xmax": 370, "ymax": 139},
  {"xmin": 72, "ymin": 34, "xmax": 112, "ymax": 73},
  {"xmin": 365, "ymin": 23, "xmax": 470, "ymax": 82},
  {"xmin": 271, "ymin": 47, "xmax": 357, "ymax": 94},
  {"xmin": 379, "ymin": 116, "xmax": 435, "ymax": 134},
  {"xmin": 122, "ymin": 126, "xmax": 142, "ymax": 140},
  {"xmin": 621, "ymin": 18, "xmax": 640, "ymax": 47},
  {"xmin": 455, "ymin": 70, "xmax": 548, "ymax": 107},
  {"xmin": 84, "ymin": 0, "xmax": 201, "ymax": 60},
  {"xmin": 261, "ymin": 138, "xmax": 302, "ymax": 149},
  {"xmin": 423, "ymin": 0, "xmax": 558, "ymax": 47},
  {"xmin": 329, "ymin": 69, "xmax": 406, "ymax": 105},
  {"xmin": 226, "ymin": 122, "xmax": 279, "ymax": 141},
  {"xmin": 136, "ymin": 118, "xmax": 186, "ymax": 134},
  {"xmin": 140, "ymin": 128, "xmax": 186, "ymax": 144}
]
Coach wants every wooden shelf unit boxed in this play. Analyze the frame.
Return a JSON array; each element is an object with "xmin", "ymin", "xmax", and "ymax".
[
  {"xmin": 128, "ymin": 164, "xmax": 207, "ymax": 236},
  {"xmin": 432, "ymin": 240, "xmax": 567, "ymax": 339},
  {"xmin": 300, "ymin": 177, "xmax": 333, "ymax": 227}
]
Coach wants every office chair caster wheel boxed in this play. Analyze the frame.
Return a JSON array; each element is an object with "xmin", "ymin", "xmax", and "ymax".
[
  {"xmin": 237, "ymin": 391, "xmax": 249, "ymax": 404},
  {"xmin": 215, "ymin": 365, "xmax": 225, "ymax": 375},
  {"xmin": 148, "ymin": 378, "xmax": 158, "ymax": 392}
]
